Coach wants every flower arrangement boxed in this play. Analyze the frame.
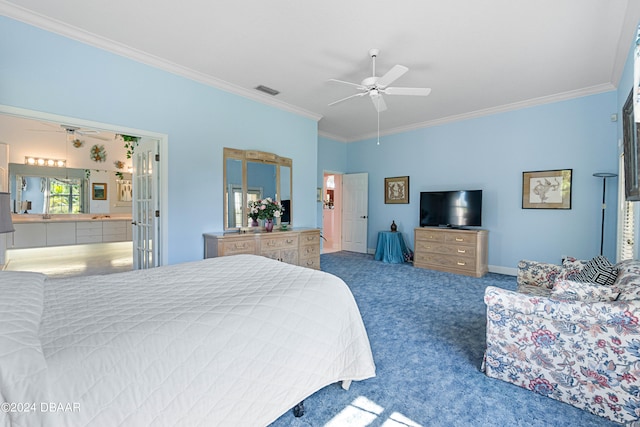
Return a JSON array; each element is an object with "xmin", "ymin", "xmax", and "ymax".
[{"xmin": 248, "ymin": 197, "xmax": 283, "ymax": 221}]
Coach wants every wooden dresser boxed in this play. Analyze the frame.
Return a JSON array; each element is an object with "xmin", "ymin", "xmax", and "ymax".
[
  {"xmin": 203, "ymin": 228, "xmax": 321, "ymax": 270},
  {"xmin": 414, "ymin": 227, "xmax": 488, "ymax": 277}
]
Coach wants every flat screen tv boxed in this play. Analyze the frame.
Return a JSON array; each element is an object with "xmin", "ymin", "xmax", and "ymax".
[{"xmin": 419, "ymin": 190, "xmax": 482, "ymax": 228}]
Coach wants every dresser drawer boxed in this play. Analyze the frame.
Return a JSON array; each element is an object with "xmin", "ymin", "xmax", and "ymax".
[
  {"xmin": 300, "ymin": 231, "xmax": 320, "ymax": 245},
  {"xmin": 260, "ymin": 235, "xmax": 299, "ymax": 251},
  {"xmin": 415, "ymin": 253, "xmax": 477, "ymax": 272},
  {"xmin": 221, "ymin": 239, "xmax": 256, "ymax": 255},
  {"xmin": 417, "ymin": 241, "xmax": 477, "ymax": 258},
  {"xmin": 444, "ymin": 233, "xmax": 477, "ymax": 246},
  {"xmin": 299, "ymin": 256, "xmax": 321, "ymax": 270},
  {"xmin": 299, "ymin": 243, "xmax": 319, "ymax": 259},
  {"xmin": 415, "ymin": 229, "xmax": 445, "ymax": 242}
]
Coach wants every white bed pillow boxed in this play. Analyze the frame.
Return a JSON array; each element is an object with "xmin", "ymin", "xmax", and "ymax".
[{"xmin": 0, "ymin": 271, "xmax": 49, "ymax": 426}]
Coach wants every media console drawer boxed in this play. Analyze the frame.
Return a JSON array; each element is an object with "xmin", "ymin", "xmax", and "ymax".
[{"xmin": 414, "ymin": 228, "xmax": 488, "ymax": 277}]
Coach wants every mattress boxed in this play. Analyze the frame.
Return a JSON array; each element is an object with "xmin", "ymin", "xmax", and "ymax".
[{"xmin": 0, "ymin": 254, "xmax": 375, "ymax": 426}]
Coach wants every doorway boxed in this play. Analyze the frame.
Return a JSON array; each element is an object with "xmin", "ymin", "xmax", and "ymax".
[
  {"xmin": 323, "ymin": 172, "xmax": 342, "ymax": 253},
  {"xmin": 0, "ymin": 105, "xmax": 169, "ymax": 272}
]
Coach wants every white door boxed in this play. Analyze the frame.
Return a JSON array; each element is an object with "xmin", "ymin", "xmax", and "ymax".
[
  {"xmin": 342, "ymin": 173, "xmax": 368, "ymax": 253},
  {"xmin": 132, "ymin": 137, "xmax": 160, "ymax": 269}
]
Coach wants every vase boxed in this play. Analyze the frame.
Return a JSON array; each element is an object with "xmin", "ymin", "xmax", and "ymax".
[
  {"xmin": 390, "ymin": 220, "xmax": 397, "ymax": 232},
  {"xmin": 251, "ymin": 218, "xmax": 259, "ymax": 227},
  {"xmin": 265, "ymin": 218, "xmax": 274, "ymax": 232}
]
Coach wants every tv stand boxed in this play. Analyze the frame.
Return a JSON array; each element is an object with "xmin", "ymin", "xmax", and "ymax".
[{"xmin": 414, "ymin": 227, "xmax": 488, "ymax": 277}]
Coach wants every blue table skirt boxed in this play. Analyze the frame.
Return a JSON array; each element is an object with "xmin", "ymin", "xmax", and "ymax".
[{"xmin": 374, "ymin": 231, "xmax": 410, "ymax": 263}]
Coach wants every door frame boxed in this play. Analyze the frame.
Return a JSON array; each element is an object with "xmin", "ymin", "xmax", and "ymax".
[{"xmin": 0, "ymin": 104, "xmax": 169, "ymax": 266}]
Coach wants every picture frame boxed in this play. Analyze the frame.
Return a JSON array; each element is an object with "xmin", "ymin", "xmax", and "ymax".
[
  {"xmin": 522, "ymin": 169, "xmax": 572, "ymax": 209},
  {"xmin": 92, "ymin": 183, "xmax": 107, "ymax": 200},
  {"xmin": 384, "ymin": 176, "xmax": 409, "ymax": 204}
]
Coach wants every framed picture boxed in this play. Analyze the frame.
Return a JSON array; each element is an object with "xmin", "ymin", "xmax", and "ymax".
[
  {"xmin": 522, "ymin": 169, "xmax": 572, "ymax": 209},
  {"xmin": 385, "ymin": 176, "xmax": 409, "ymax": 204},
  {"xmin": 92, "ymin": 183, "xmax": 107, "ymax": 200}
]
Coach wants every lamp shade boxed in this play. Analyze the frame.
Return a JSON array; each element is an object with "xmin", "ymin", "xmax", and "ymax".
[{"xmin": 0, "ymin": 192, "xmax": 15, "ymax": 234}]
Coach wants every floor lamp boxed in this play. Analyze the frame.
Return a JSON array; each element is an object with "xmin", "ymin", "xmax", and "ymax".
[{"xmin": 593, "ymin": 172, "xmax": 617, "ymax": 256}]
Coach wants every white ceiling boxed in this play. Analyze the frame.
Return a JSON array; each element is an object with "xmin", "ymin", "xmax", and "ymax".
[{"xmin": 2, "ymin": 0, "xmax": 640, "ymax": 142}]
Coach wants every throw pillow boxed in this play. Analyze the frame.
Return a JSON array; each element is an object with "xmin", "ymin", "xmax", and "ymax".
[
  {"xmin": 560, "ymin": 257, "xmax": 588, "ymax": 281},
  {"xmin": 574, "ymin": 255, "xmax": 618, "ymax": 286},
  {"xmin": 551, "ymin": 279, "xmax": 620, "ymax": 302}
]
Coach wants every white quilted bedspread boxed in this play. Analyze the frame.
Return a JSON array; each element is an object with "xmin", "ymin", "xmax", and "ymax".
[{"xmin": 21, "ymin": 255, "xmax": 374, "ymax": 426}]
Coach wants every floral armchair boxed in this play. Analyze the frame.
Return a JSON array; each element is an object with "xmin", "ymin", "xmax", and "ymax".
[{"xmin": 483, "ymin": 258, "xmax": 640, "ymax": 425}]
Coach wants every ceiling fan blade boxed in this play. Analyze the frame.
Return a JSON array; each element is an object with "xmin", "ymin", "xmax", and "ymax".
[
  {"xmin": 328, "ymin": 92, "xmax": 366, "ymax": 106},
  {"xmin": 376, "ymin": 65, "xmax": 408, "ymax": 88},
  {"xmin": 384, "ymin": 87, "xmax": 432, "ymax": 96},
  {"xmin": 371, "ymin": 94, "xmax": 387, "ymax": 112},
  {"xmin": 328, "ymin": 78, "xmax": 366, "ymax": 90}
]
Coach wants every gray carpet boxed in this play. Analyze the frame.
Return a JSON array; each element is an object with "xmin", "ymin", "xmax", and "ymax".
[{"xmin": 269, "ymin": 251, "xmax": 618, "ymax": 427}]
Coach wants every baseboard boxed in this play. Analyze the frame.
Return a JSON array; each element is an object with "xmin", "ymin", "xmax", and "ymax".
[{"xmin": 489, "ymin": 265, "xmax": 516, "ymax": 276}]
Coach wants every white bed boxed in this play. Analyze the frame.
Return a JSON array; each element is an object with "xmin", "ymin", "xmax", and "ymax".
[{"xmin": 0, "ymin": 254, "xmax": 375, "ymax": 427}]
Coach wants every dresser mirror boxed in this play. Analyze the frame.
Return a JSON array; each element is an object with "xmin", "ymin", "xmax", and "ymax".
[{"xmin": 223, "ymin": 147, "xmax": 293, "ymax": 230}]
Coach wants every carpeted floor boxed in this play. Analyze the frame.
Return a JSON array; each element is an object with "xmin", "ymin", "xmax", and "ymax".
[{"xmin": 269, "ymin": 251, "xmax": 618, "ymax": 427}]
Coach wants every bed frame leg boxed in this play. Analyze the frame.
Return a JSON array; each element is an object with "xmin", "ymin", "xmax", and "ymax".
[{"xmin": 292, "ymin": 401, "xmax": 305, "ymax": 417}]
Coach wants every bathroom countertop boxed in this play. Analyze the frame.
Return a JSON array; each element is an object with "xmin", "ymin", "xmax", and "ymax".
[{"xmin": 12, "ymin": 214, "xmax": 132, "ymax": 223}]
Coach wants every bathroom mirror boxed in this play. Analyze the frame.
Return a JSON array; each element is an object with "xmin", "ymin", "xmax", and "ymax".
[
  {"xmin": 223, "ymin": 148, "xmax": 293, "ymax": 230},
  {"xmin": 9, "ymin": 163, "xmax": 131, "ymax": 215}
]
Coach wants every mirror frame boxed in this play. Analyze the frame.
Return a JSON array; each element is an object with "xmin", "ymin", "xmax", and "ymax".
[{"xmin": 223, "ymin": 147, "xmax": 293, "ymax": 230}]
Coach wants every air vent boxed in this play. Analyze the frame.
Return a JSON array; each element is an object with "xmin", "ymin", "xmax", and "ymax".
[{"xmin": 255, "ymin": 85, "xmax": 280, "ymax": 96}]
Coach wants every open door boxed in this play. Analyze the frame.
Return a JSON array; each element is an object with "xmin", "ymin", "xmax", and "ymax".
[
  {"xmin": 132, "ymin": 137, "xmax": 160, "ymax": 269},
  {"xmin": 342, "ymin": 173, "xmax": 368, "ymax": 253}
]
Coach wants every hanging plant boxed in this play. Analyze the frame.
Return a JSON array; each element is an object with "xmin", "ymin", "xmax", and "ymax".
[
  {"xmin": 72, "ymin": 138, "xmax": 84, "ymax": 148},
  {"xmin": 115, "ymin": 171, "xmax": 124, "ymax": 180},
  {"xmin": 90, "ymin": 144, "xmax": 107, "ymax": 162},
  {"xmin": 117, "ymin": 134, "xmax": 140, "ymax": 159},
  {"xmin": 85, "ymin": 169, "xmax": 91, "ymax": 179}
]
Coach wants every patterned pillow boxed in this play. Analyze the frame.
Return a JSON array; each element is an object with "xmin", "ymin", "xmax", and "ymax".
[
  {"xmin": 551, "ymin": 279, "xmax": 620, "ymax": 302},
  {"xmin": 573, "ymin": 255, "xmax": 618, "ymax": 286},
  {"xmin": 559, "ymin": 257, "xmax": 588, "ymax": 281},
  {"xmin": 612, "ymin": 268, "xmax": 640, "ymax": 301}
]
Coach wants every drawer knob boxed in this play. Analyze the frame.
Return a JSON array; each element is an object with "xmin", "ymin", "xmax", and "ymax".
[
  {"xmin": 455, "ymin": 238, "xmax": 463, "ymax": 242},
  {"xmin": 457, "ymin": 249, "xmax": 466, "ymax": 253},
  {"xmin": 457, "ymin": 261, "xmax": 466, "ymax": 266}
]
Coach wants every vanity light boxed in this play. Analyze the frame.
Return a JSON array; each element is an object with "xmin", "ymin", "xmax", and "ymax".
[{"xmin": 25, "ymin": 156, "xmax": 66, "ymax": 168}]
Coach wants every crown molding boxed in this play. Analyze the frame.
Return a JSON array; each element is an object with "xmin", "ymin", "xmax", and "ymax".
[
  {"xmin": 347, "ymin": 83, "xmax": 616, "ymax": 143},
  {"xmin": 1, "ymin": 2, "xmax": 322, "ymax": 122},
  {"xmin": 317, "ymin": 130, "xmax": 349, "ymax": 143}
]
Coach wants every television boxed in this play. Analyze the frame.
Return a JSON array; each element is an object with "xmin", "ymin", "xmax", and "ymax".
[{"xmin": 419, "ymin": 190, "xmax": 482, "ymax": 228}]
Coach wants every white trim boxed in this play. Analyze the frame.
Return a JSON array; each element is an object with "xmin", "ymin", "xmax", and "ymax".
[
  {"xmin": 489, "ymin": 265, "xmax": 517, "ymax": 277},
  {"xmin": 0, "ymin": 2, "xmax": 322, "ymax": 124},
  {"xmin": 0, "ymin": 104, "xmax": 170, "ymax": 266},
  {"xmin": 349, "ymin": 84, "xmax": 616, "ymax": 143},
  {"xmin": 318, "ymin": 131, "xmax": 349, "ymax": 143}
]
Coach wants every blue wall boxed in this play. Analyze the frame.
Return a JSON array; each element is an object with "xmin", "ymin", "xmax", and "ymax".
[
  {"xmin": 320, "ymin": 92, "xmax": 620, "ymax": 270},
  {"xmin": 0, "ymin": 17, "xmax": 318, "ymax": 265}
]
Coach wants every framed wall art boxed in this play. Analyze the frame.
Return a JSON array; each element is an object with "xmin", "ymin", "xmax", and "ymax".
[
  {"xmin": 384, "ymin": 176, "xmax": 409, "ymax": 204},
  {"xmin": 92, "ymin": 183, "xmax": 107, "ymax": 200},
  {"xmin": 522, "ymin": 169, "xmax": 572, "ymax": 209}
]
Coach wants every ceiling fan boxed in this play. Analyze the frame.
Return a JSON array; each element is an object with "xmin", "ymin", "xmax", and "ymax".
[
  {"xmin": 27, "ymin": 123, "xmax": 111, "ymax": 141},
  {"xmin": 328, "ymin": 48, "xmax": 431, "ymax": 113}
]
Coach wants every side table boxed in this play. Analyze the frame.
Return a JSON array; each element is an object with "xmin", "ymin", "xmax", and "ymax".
[{"xmin": 375, "ymin": 231, "xmax": 410, "ymax": 264}]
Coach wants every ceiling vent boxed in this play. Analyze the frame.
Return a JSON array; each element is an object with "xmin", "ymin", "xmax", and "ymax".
[{"xmin": 255, "ymin": 85, "xmax": 280, "ymax": 96}]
